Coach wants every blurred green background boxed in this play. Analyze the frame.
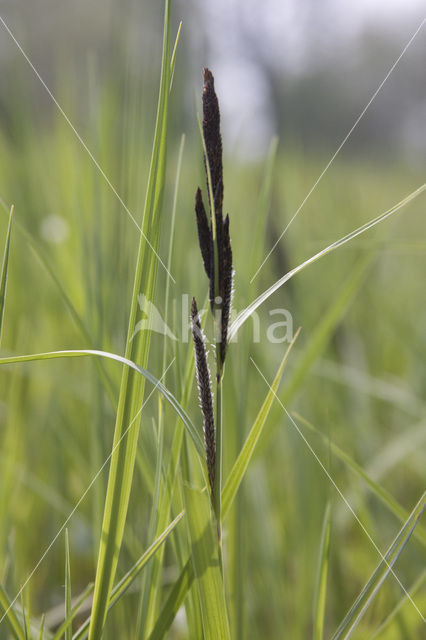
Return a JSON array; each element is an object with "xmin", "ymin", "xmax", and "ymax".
[{"xmin": 0, "ymin": 1, "xmax": 425, "ymax": 638}]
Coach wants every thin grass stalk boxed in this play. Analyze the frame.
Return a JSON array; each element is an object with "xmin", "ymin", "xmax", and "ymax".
[
  {"xmin": 137, "ymin": 133, "xmax": 185, "ymax": 637},
  {"xmin": 0, "ymin": 584, "xmax": 26, "ymax": 640},
  {"xmin": 87, "ymin": 2, "xmax": 171, "ymax": 637},
  {"xmin": 72, "ymin": 514, "xmax": 183, "ymax": 640},
  {"xmin": 0, "ymin": 205, "xmax": 13, "ymax": 347},
  {"xmin": 64, "ymin": 529, "xmax": 72, "ymax": 640},
  {"xmin": 230, "ymin": 183, "xmax": 426, "ymax": 341},
  {"xmin": 214, "ymin": 377, "xmax": 223, "ymax": 540}
]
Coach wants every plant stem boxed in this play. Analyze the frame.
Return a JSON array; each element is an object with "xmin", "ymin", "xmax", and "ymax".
[{"xmin": 214, "ymin": 373, "xmax": 223, "ymax": 543}]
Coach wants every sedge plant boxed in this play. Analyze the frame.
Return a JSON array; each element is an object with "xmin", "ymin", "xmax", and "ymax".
[{"xmin": 191, "ymin": 69, "xmax": 233, "ymax": 540}]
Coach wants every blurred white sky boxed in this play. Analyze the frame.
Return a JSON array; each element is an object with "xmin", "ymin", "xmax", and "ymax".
[
  {"xmin": 0, "ymin": 0, "xmax": 424, "ymax": 157},
  {"xmin": 194, "ymin": 0, "xmax": 426, "ymax": 157}
]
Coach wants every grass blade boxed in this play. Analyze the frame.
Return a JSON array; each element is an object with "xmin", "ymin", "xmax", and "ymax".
[
  {"xmin": 331, "ymin": 491, "xmax": 426, "ymax": 639},
  {"xmin": 21, "ymin": 593, "xmax": 29, "ymax": 640},
  {"xmin": 51, "ymin": 584, "xmax": 94, "ymax": 640},
  {"xmin": 148, "ymin": 331, "xmax": 299, "ymax": 640},
  {"xmin": 72, "ymin": 512, "xmax": 184, "ymax": 640},
  {"xmin": 147, "ymin": 560, "xmax": 194, "ymax": 640},
  {"xmin": 0, "ymin": 583, "xmax": 26, "ymax": 640},
  {"xmin": 0, "ymin": 349, "xmax": 204, "ymax": 458},
  {"xmin": 254, "ymin": 255, "xmax": 371, "ymax": 454},
  {"xmin": 137, "ymin": 131, "xmax": 186, "ymax": 637},
  {"xmin": 147, "ymin": 328, "xmax": 298, "ymax": 639},
  {"xmin": 222, "ymin": 328, "xmax": 300, "ymax": 517},
  {"xmin": 109, "ymin": 512, "xmax": 184, "ymax": 609},
  {"xmin": 37, "ymin": 614, "xmax": 45, "ymax": 640},
  {"xmin": 87, "ymin": 1, "xmax": 173, "ymax": 628},
  {"xmin": 0, "ymin": 204, "xmax": 13, "ymax": 346},
  {"xmin": 370, "ymin": 569, "xmax": 426, "ymax": 639},
  {"xmin": 147, "ymin": 256, "xmax": 371, "ymax": 638},
  {"xmin": 64, "ymin": 530, "xmax": 72, "ymax": 640},
  {"xmin": 183, "ymin": 482, "xmax": 231, "ymax": 639},
  {"xmin": 313, "ymin": 502, "xmax": 332, "ymax": 640},
  {"xmin": 230, "ymin": 184, "xmax": 426, "ymax": 340},
  {"xmin": 0, "ymin": 200, "xmax": 116, "ymax": 404},
  {"xmin": 292, "ymin": 411, "xmax": 426, "ymax": 546}
]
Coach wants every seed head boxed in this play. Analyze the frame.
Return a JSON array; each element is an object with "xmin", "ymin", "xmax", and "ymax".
[
  {"xmin": 194, "ymin": 68, "xmax": 233, "ymax": 370},
  {"xmin": 191, "ymin": 297, "xmax": 215, "ymax": 495}
]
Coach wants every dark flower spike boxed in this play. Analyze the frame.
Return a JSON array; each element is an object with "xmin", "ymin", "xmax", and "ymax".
[
  {"xmin": 191, "ymin": 297, "xmax": 216, "ymax": 495},
  {"xmin": 195, "ymin": 187, "xmax": 212, "ymax": 279},
  {"xmin": 202, "ymin": 68, "xmax": 224, "ymax": 223},
  {"xmin": 220, "ymin": 214, "xmax": 233, "ymax": 365},
  {"xmin": 194, "ymin": 68, "xmax": 233, "ymax": 371}
]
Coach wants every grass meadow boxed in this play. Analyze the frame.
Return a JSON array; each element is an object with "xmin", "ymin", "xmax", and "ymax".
[{"xmin": 0, "ymin": 2, "xmax": 425, "ymax": 638}]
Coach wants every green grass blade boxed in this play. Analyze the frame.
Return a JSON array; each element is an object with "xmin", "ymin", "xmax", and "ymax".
[
  {"xmin": 169, "ymin": 21, "xmax": 182, "ymax": 91},
  {"xmin": 222, "ymin": 328, "xmax": 300, "ymax": 517},
  {"xmin": 87, "ymin": 14, "xmax": 175, "ymax": 612},
  {"xmin": 149, "ymin": 331, "xmax": 299, "ymax": 639},
  {"xmin": 0, "ymin": 583, "xmax": 26, "ymax": 640},
  {"xmin": 148, "ymin": 256, "xmax": 374, "ymax": 638},
  {"xmin": 313, "ymin": 502, "xmax": 331, "ymax": 640},
  {"xmin": 72, "ymin": 512, "xmax": 183, "ymax": 640},
  {"xmin": 250, "ymin": 255, "xmax": 371, "ymax": 457},
  {"xmin": 292, "ymin": 411, "xmax": 426, "ymax": 546},
  {"xmin": 230, "ymin": 184, "xmax": 426, "ymax": 340},
  {"xmin": 109, "ymin": 512, "xmax": 184, "ymax": 609},
  {"xmin": 51, "ymin": 584, "xmax": 94, "ymax": 640},
  {"xmin": 183, "ymin": 483, "xmax": 231, "ymax": 640},
  {"xmin": 0, "ymin": 349, "xmax": 204, "ymax": 458},
  {"xmin": 0, "ymin": 204, "xmax": 13, "ymax": 346},
  {"xmin": 331, "ymin": 491, "xmax": 426, "ymax": 639},
  {"xmin": 88, "ymin": 0, "xmax": 173, "ymax": 627},
  {"xmin": 37, "ymin": 614, "xmax": 45, "ymax": 640},
  {"xmin": 147, "ymin": 560, "xmax": 194, "ymax": 640},
  {"xmin": 0, "ymin": 200, "xmax": 116, "ymax": 404},
  {"xmin": 145, "ymin": 336, "xmax": 200, "ymax": 640},
  {"xmin": 64, "ymin": 530, "xmax": 72, "ymax": 640},
  {"xmin": 21, "ymin": 594, "xmax": 29, "ymax": 640},
  {"xmin": 370, "ymin": 569, "xmax": 426, "ymax": 639},
  {"xmin": 138, "ymin": 132, "xmax": 186, "ymax": 637}
]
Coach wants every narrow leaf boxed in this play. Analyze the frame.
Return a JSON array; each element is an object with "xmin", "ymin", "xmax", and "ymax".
[
  {"xmin": 230, "ymin": 184, "xmax": 426, "ymax": 340},
  {"xmin": 51, "ymin": 584, "xmax": 94, "ymax": 640},
  {"xmin": 147, "ymin": 560, "xmax": 194, "ymax": 640},
  {"xmin": 149, "ymin": 328, "xmax": 300, "ymax": 640},
  {"xmin": 222, "ymin": 328, "xmax": 300, "ymax": 517},
  {"xmin": 64, "ymin": 530, "xmax": 72, "ymax": 640},
  {"xmin": 0, "ymin": 348, "xmax": 204, "ymax": 460},
  {"xmin": 183, "ymin": 484, "xmax": 231, "ymax": 640},
  {"xmin": 0, "ymin": 583, "xmax": 26, "ymax": 640},
  {"xmin": 370, "ymin": 569, "xmax": 426, "ymax": 639},
  {"xmin": 72, "ymin": 513, "xmax": 183, "ymax": 640},
  {"xmin": 292, "ymin": 411, "xmax": 426, "ymax": 547},
  {"xmin": 38, "ymin": 614, "xmax": 45, "ymax": 640},
  {"xmin": 148, "ymin": 256, "xmax": 368, "ymax": 638},
  {"xmin": 313, "ymin": 502, "xmax": 332, "ymax": 640},
  {"xmin": 0, "ymin": 204, "xmax": 13, "ymax": 346},
  {"xmin": 87, "ymin": 0, "xmax": 173, "ymax": 634},
  {"xmin": 332, "ymin": 491, "xmax": 426, "ymax": 639}
]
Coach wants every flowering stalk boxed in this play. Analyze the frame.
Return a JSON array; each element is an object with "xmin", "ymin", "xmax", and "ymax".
[
  {"xmin": 192, "ymin": 68, "xmax": 233, "ymax": 533},
  {"xmin": 191, "ymin": 298, "xmax": 215, "ymax": 495}
]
